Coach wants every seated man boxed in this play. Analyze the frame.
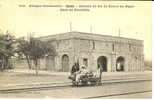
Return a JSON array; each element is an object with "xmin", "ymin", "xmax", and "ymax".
[{"xmin": 75, "ymin": 65, "xmax": 89, "ymax": 82}]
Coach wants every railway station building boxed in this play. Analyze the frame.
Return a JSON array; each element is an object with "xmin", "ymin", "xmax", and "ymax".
[{"xmin": 39, "ymin": 31, "xmax": 144, "ymax": 72}]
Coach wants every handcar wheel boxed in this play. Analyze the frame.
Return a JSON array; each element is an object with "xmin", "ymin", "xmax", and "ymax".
[
  {"xmin": 72, "ymin": 82, "xmax": 76, "ymax": 85},
  {"xmin": 83, "ymin": 81, "xmax": 88, "ymax": 86}
]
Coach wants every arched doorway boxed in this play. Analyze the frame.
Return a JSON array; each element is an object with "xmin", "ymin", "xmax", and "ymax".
[
  {"xmin": 116, "ymin": 56, "xmax": 125, "ymax": 71},
  {"xmin": 97, "ymin": 56, "xmax": 107, "ymax": 72},
  {"xmin": 62, "ymin": 54, "xmax": 69, "ymax": 72}
]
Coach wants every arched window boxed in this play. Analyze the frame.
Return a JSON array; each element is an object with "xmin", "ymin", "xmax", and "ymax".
[
  {"xmin": 62, "ymin": 54, "xmax": 69, "ymax": 72},
  {"xmin": 112, "ymin": 44, "xmax": 114, "ymax": 52},
  {"xmin": 92, "ymin": 41, "xmax": 95, "ymax": 49},
  {"xmin": 97, "ymin": 56, "xmax": 107, "ymax": 72},
  {"xmin": 129, "ymin": 44, "xmax": 131, "ymax": 51}
]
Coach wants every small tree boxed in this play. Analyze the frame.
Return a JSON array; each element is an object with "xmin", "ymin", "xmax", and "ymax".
[
  {"xmin": 17, "ymin": 35, "xmax": 56, "ymax": 75},
  {"xmin": 16, "ymin": 37, "xmax": 32, "ymax": 69},
  {"xmin": 29, "ymin": 37, "xmax": 56, "ymax": 75}
]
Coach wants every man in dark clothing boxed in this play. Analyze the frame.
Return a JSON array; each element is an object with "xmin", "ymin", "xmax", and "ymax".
[
  {"xmin": 70, "ymin": 63, "xmax": 79, "ymax": 81},
  {"xmin": 71, "ymin": 63, "xmax": 77, "ymax": 75},
  {"xmin": 76, "ymin": 62, "xmax": 80, "ymax": 72}
]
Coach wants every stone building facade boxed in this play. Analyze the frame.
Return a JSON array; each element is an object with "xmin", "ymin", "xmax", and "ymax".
[{"xmin": 39, "ymin": 31, "xmax": 144, "ymax": 72}]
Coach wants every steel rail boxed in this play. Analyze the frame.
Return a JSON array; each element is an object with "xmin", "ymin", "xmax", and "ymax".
[
  {"xmin": 83, "ymin": 90, "xmax": 152, "ymax": 99},
  {"xmin": 0, "ymin": 79, "xmax": 151, "ymax": 93}
]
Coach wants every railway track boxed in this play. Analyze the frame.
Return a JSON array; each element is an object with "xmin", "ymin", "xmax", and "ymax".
[
  {"xmin": 0, "ymin": 79, "xmax": 151, "ymax": 94},
  {"xmin": 0, "ymin": 84, "xmax": 72, "ymax": 93},
  {"xmin": 83, "ymin": 90, "xmax": 152, "ymax": 99}
]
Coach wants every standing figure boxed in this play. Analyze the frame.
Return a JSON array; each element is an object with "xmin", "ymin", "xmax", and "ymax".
[
  {"xmin": 76, "ymin": 62, "xmax": 80, "ymax": 72},
  {"xmin": 70, "ymin": 62, "xmax": 80, "ymax": 81},
  {"xmin": 98, "ymin": 63, "xmax": 103, "ymax": 82},
  {"xmin": 117, "ymin": 63, "xmax": 121, "ymax": 71},
  {"xmin": 69, "ymin": 63, "xmax": 77, "ymax": 81},
  {"xmin": 71, "ymin": 63, "xmax": 77, "ymax": 75}
]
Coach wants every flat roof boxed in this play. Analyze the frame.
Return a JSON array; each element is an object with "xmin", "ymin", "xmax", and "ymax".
[{"xmin": 39, "ymin": 31, "xmax": 143, "ymax": 45}]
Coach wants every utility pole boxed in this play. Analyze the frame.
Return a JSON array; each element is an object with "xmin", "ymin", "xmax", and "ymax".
[
  {"xmin": 118, "ymin": 28, "xmax": 121, "ymax": 37},
  {"xmin": 69, "ymin": 22, "xmax": 72, "ymax": 32}
]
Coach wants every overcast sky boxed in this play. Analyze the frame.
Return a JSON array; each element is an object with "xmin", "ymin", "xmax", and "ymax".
[{"xmin": 0, "ymin": 0, "xmax": 152, "ymax": 60}]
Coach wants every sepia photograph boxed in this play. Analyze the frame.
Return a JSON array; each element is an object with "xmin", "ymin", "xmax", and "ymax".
[{"xmin": 0, "ymin": 0, "xmax": 152, "ymax": 99}]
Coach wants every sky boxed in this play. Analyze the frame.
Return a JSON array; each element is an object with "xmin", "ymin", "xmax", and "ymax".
[{"xmin": 0, "ymin": 0, "xmax": 152, "ymax": 61}]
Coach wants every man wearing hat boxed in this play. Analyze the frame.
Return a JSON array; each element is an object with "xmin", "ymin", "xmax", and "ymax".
[{"xmin": 75, "ymin": 65, "xmax": 88, "ymax": 83}]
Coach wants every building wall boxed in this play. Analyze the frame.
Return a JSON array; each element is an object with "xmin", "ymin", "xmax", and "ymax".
[
  {"xmin": 72, "ymin": 37, "xmax": 144, "ymax": 72},
  {"xmin": 40, "ymin": 32, "xmax": 144, "ymax": 72},
  {"xmin": 42, "ymin": 38, "xmax": 75, "ymax": 72}
]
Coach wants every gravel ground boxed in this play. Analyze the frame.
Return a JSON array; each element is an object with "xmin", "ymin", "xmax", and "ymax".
[{"xmin": 0, "ymin": 80, "xmax": 152, "ymax": 98}]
